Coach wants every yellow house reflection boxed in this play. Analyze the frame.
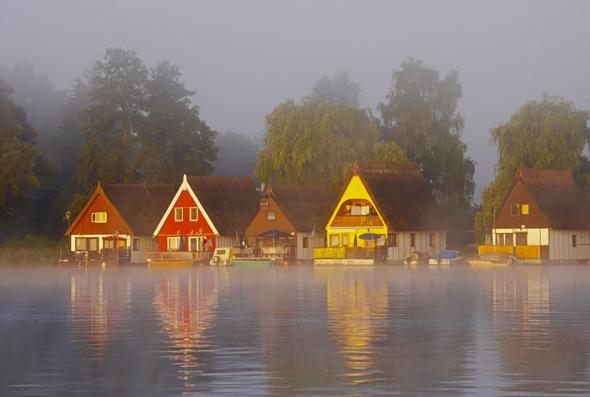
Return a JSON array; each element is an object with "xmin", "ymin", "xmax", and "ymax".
[
  {"xmin": 153, "ymin": 271, "xmax": 217, "ymax": 386},
  {"xmin": 319, "ymin": 268, "xmax": 388, "ymax": 384}
]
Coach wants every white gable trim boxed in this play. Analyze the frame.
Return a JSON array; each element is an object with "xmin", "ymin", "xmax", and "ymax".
[{"xmin": 153, "ymin": 174, "xmax": 219, "ymax": 236}]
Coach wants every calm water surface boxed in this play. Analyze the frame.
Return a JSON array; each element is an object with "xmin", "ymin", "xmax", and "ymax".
[{"xmin": 1, "ymin": 265, "xmax": 590, "ymax": 396}]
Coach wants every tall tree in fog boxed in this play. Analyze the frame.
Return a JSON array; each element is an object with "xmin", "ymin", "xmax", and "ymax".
[
  {"xmin": 0, "ymin": 79, "xmax": 39, "ymax": 205},
  {"xmin": 139, "ymin": 62, "xmax": 217, "ymax": 182},
  {"xmin": 312, "ymin": 71, "xmax": 360, "ymax": 107},
  {"xmin": 474, "ymin": 96, "xmax": 590, "ymax": 242},
  {"xmin": 379, "ymin": 58, "xmax": 475, "ymax": 209},
  {"xmin": 256, "ymin": 97, "xmax": 382, "ymax": 189},
  {"xmin": 77, "ymin": 48, "xmax": 148, "ymax": 190}
]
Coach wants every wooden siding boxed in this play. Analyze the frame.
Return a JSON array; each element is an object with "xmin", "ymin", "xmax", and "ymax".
[
  {"xmin": 130, "ymin": 236, "xmax": 158, "ymax": 264},
  {"xmin": 495, "ymin": 180, "xmax": 549, "ymax": 229},
  {"xmin": 549, "ymin": 229, "xmax": 590, "ymax": 261},
  {"xmin": 156, "ymin": 190, "xmax": 216, "ymax": 252},
  {"xmin": 296, "ymin": 232, "xmax": 325, "ymax": 261},
  {"xmin": 69, "ymin": 190, "xmax": 131, "ymax": 236},
  {"xmin": 244, "ymin": 195, "xmax": 296, "ymax": 238},
  {"xmin": 387, "ymin": 231, "xmax": 446, "ymax": 261}
]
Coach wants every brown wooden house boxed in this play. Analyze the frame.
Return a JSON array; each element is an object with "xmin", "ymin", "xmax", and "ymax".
[
  {"xmin": 488, "ymin": 168, "xmax": 590, "ymax": 261},
  {"xmin": 66, "ymin": 183, "xmax": 175, "ymax": 263},
  {"xmin": 244, "ymin": 184, "xmax": 334, "ymax": 261}
]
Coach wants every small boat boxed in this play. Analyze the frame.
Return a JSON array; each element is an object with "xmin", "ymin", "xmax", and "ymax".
[
  {"xmin": 209, "ymin": 248, "xmax": 275, "ymax": 267},
  {"xmin": 404, "ymin": 251, "xmax": 429, "ymax": 266},
  {"xmin": 428, "ymin": 250, "xmax": 465, "ymax": 266}
]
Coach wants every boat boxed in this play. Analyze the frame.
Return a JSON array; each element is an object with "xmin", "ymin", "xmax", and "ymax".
[
  {"xmin": 428, "ymin": 250, "xmax": 465, "ymax": 266},
  {"xmin": 403, "ymin": 251, "xmax": 429, "ymax": 266},
  {"xmin": 209, "ymin": 247, "xmax": 274, "ymax": 267}
]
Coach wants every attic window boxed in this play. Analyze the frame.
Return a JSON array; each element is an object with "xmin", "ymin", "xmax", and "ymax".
[
  {"xmin": 190, "ymin": 207, "xmax": 198, "ymax": 221},
  {"xmin": 521, "ymin": 204, "xmax": 529, "ymax": 215},
  {"xmin": 91, "ymin": 212, "xmax": 107, "ymax": 223},
  {"xmin": 266, "ymin": 211, "xmax": 276, "ymax": 221},
  {"xmin": 174, "ymin": 208, "xmax": 183, "ymax": 222},
  {"xmin": 511, "ymin": 204, "xmax": 519, "ymax": 216}
]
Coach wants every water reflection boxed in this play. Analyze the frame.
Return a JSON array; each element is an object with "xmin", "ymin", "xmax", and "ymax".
[
  {"xmin": 320, "ymin": 268, "xmax": 388, "ymax": 385},
  {"xmin": 69, "ymin": 269, "xmax": 131, "ymax": 360},
  {"xmin": 153, "ymin": 270, "xmax": 217, "ymax": 391}
]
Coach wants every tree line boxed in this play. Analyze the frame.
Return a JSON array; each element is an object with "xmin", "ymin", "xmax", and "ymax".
[{"xmin": 0, "ymin": 49, "xmax": 588, "ymax": 246}]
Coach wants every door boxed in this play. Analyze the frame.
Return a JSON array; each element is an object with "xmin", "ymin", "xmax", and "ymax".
[{"xmin": 189, "ymin": 236, "xmax": 204, "ymax": 252}]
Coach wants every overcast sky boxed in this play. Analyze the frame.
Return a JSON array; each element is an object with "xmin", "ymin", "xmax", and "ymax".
[{"xmin": 1, "ymin": 0, "xmax": 589, "ymax": 198}]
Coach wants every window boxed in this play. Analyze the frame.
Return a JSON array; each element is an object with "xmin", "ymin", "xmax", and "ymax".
[
  {"xmin": 75, "ymin": 237, "xmax": 87, "ymax": 251},
  {"xmin": 91, "ymin": 212, "xmax": 107, "ymax": 223},
  {"xmin": 410, "ymin": 233, "xmax": 416, "ymax": 248},
  {"xmin": 174, "ymin": 208, "xmax": 183, "ymax": 222},
  {"xmin": 505, "ymin": 233, "xmax": 513, "ymax": 246},
  {"xmin": 167, "ymin": 237, "xmax": 180, "ymax": 251},
  {"xmin": 104, "ymin": 239, "xmax": 114, "ymax": 250},
  {"xmin": 266, "ymin": 211, "xmax": 276, "ymax": 221},
  {"xmin": 521, "ymin": 204, "xmax": 529, "ymax": 215},
  {"xmin": 189, "ymin": 207, "xmax": 198, "ymax": 221},
  {"xmin": 330, "ymin": 234, "xmax": 339, "ymax": 247},
  {"xmin": 133, "ymin": 238, "xmax": 139, "ymax": 251},
  {"xmin": 302, "ymin": 236, "xmax": 309, "ymax": 248},
  {"xmin": 428, "ymin": 233, "xmax": 435, "ymax": 248},
  {"xmin": 189, "ymin": 236, "xmax": 203, "ymax": 252},
  {"xmin": 511, "ymin": 204, "xmax": 519, "ymax": 216},
  {"xmin": 572, "ymin": 234, "xmax": 577, "ymax": 248},
  {"xmin": 496, "ymin": 233, "xmax": 504, "ymax": 246},
  {"xmin": 515, "ymin": 232, "xmax": 527, "ymax": 246},
  {"xmin": 389, "ymin": 232, "xmax": 398, "ymax": 247},
  {"xmin": 342, "ymin": 234, "xmax": 349, "ymax": 247}
]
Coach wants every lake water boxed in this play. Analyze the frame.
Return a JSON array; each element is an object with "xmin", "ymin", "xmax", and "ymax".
[{"xmin": 1, "ymin": 265, "xmax": 590, "ymax": 396}]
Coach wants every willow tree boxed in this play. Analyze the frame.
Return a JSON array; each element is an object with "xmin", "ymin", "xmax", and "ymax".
[
  {"xmin": 379, "ymin": 58, "xmax": 475, "ymax": 209},
  {"xmin": 255, "ymin": 97, "xmax": 382, "ymax": 189},
  {"xmin": 474, "ymin": 95, "xmax": 590, "ymax": 242}
]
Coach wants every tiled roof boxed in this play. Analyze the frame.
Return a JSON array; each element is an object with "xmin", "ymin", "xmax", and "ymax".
[{"xmin": 270, "ymin": 184, "xmax": 335, "ymax": 232}]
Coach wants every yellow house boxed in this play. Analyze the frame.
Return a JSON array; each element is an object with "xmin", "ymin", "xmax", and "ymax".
[{"xmin": 317, "ymin": 161, "xmax": 446, "ymax": 264}]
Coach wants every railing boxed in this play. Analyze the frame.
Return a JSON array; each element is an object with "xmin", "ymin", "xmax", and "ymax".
[
  {"xmin": 146, "ymin": 251, "xmax": 211, "ymax": 262},
  {"xmin": 479, "ymin": 245, "xmax": 543, "ymax": 259},
  {"xmin": 478, "ymin": 245, "xmax": 513, "ymax": 256},
  {"xmin": 515, "ymin": 245, "xmax": 540, "ymax": 259},
  {"xmin": 313, "ymin": 247, "xmax": 376, "ymax": 259},
  {"xmin": 330, "ymin": 215, "xmax": 384, "ymax": 227}
]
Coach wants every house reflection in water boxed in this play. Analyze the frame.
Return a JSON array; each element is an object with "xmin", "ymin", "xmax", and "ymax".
[
  {"xmin": 319, "ymin": 268, "xmax": 388, "ymax": 384},
  {"xmin": 69, "ymin": 270, "xmax": 131, "ymax": 360},
  {"xmin": 153, "ymin": 270, "xmax": 218, "ymax": 388},
  {"xmin": 490, "ymin": 268, "xmax": 590, "ymax": 395}
]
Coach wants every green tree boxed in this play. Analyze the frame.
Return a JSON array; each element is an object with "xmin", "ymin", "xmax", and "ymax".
[
  {"xmin": 312, "ymin": 71, "xmax": 360, "ymax": 107},
  {"xmin": 379, "ymin": 58, "xmax": 475, "ymax": 208},
  {"xmin": 255, "ymin": 97, "xmax": 382, "ymax": 189},
  {"xmin": 0, "ymin": 79, "xmax": 39, "ymax": 206},
  {"xmin": 139, "ymin": 62, "xmax": 217, "ymax": 182},
  {"xmin": 475, "ymin": 96, "xmax": 590, "ymax": 242},
  {"xmin": 77, "ymin": 48, "xmax": 148, "ymax": 190}
]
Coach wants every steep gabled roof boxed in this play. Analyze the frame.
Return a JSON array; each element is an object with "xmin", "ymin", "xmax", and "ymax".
[
  {"xmin": 187, "ymin": 176, "xmax": 260, "ymax": 235},
  {"xmin": 517, "ymin": 168, "xmax": 590, "ymax": 229},
  {"xmin": 270, "ymin": 184, "xmax": 335, "ymax": 232},
  {"xmin": 102, "ymin": 184, "xmax": 176, "ymax": 235},
  {"xmin": 356, "ymin": 161, "xmax": 445, "ymax": 231}
]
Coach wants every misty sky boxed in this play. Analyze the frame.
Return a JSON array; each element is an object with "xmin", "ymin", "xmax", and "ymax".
[{"xmin": 1, "ymin": 0, "xmax": 589, "ymax": 199}]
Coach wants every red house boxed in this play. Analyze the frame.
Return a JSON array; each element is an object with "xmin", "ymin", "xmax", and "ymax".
[
  {"xmin": 66, "ymin": 182, "xmax": 175, "ymax": 263},
  {"xmin": 153, "ymin": 174, "xmax": 259, "ymax": 257}
]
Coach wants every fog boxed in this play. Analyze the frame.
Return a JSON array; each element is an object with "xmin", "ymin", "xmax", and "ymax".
[{"xmin": 1, "ymin": 0, "xmax": 589, "ymax": 197}]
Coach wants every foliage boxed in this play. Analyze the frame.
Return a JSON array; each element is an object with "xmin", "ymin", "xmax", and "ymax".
[
  {"xmin": 255, "ymin": 97, "xmax": 382, "ymax": 189},
  {"xmin": 312, "ymin": 71, "xmax": 361, "ymax": 107},
  {"xmin": 371, "ymin": 141, "xmax": 409, "ymax": 164},
  {"xmin": 2, "ymin": 234, "xmax": 59, "ymax": 249},
  {"xmin": 77, "ymin": 49, "xmax": 217, "ymax": 191},
  {"xmin": 214, "ymin": 131, "xmax": 258, "ymax": 176},
  {"xmin": 139, "ymin": 62, "xmax": 217, "ymax": 182},
  {"xmin": 378, "ymin": 58, "xmax": 475, "ymax": 209},
  {"xmin": 0, "ymin": 79, "xmax": 39, "ymax": 206},
  {"xmin": 474, "ymin": 96, "xmax": 590, "ymax": 242}
]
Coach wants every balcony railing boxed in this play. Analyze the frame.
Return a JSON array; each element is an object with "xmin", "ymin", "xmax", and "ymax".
[
  {"xmin": 478, "ymin": 245, "xmax": 544, "ymax": 260},
  {"xmin": 147, "ymin": 251, "xmax": 211, "ymax": 262},
  {"xmin": 330, "ymin": 215, "xmax": 383, "ymax": 227},
  {"xmin": 314, "ymin": 247, "xmax": 377, "ymax": 259}
]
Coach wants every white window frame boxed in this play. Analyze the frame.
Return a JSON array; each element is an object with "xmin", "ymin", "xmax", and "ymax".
[
  {"xmin": 189, "ymin": 236, "xmax": 203, "ymax": 252},
  {"xmin": 266, "ymin": 211, "xmax": 276, "ymax": 221},
  {"xmin": 91, "ymin": 212, "xmax": 107, "ymax": 223},
  {"xmin": 174, "ymin": 207, "xmax": 183, "ymax": 222},
  {"xmin": 167, "ymin": 237, "xmax": 180, "ymax": 251}
]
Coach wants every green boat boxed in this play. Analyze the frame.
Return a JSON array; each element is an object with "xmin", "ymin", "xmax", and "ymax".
[{"xmin": 231, "ymin": 258, "xmax": 275, "ymax": 268}]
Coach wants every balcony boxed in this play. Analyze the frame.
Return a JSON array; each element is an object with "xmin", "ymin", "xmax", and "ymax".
[{"xmin": 331, "ymin": 215, "xmax": 383, "ymax": 227}]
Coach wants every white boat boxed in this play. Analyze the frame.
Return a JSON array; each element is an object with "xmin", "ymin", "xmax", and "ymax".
[{"xmin": 428, "ymin": 250, "xmax": 465, "ymax": 266}]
